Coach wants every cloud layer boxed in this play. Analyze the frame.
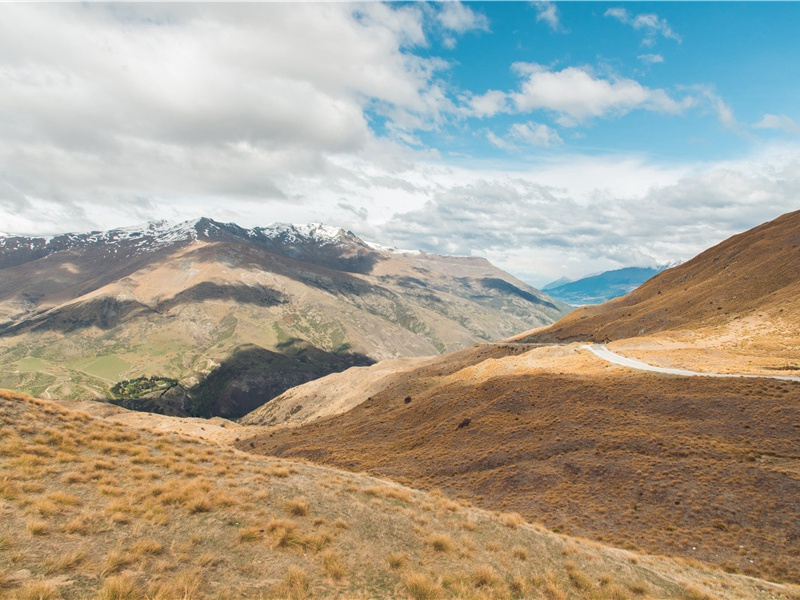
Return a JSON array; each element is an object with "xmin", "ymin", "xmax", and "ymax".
[{"xmin": 1, "ymin": 2, "xmax": 798, "ymax": 286}]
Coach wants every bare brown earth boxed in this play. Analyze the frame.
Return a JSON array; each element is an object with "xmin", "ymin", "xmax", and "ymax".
[
  {"xmin": 241, "ymin": 344, "xmax": 800, "ymax": 585},
  {"xmin": 8, "ymin": 389, "xmax": 798, "ymax": 600},
  {"xmin": 517, "ymin": 210, "xmax": 800, "ymax": 375}
]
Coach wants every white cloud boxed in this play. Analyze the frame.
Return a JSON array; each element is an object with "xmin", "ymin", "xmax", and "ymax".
[
  {"xmin": 437, "ymin": 2, "xmax": 490, "ymax": 34},
  {"xmin": 754, "ymin": 114, "xmax": 800, "ymax": 135},
  {"xmin": 510, "ymin": 64, "xmax": 685, "ymax": 126},
  {"xmin": 638, "ymin": 53, "xmax": 664, "ymax": 65},
  {"xmin": 534, "ymin": 1, "xmax": 561, "ymax": 32},
  {"xmin": 462, "ymin": 89, "xmax": 510, "ymax": 118},
  {"xmin": 0, "ymin": 2, "xmax": 455, "ymax": 227},
  {"xmin": 378, "ymin": 147, "xmax": 800, "ymax": 284},
  {"xmin": 605, "ymin": 7, "xmax": 682, "ymax": 46},
  {"xmin": 489, "ymin": 121, "xmax": 563, "ymax": 150}
]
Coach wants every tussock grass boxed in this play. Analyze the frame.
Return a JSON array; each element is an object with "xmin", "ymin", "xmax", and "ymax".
[
  {"xmin": 12, "ymin": 582, "xmax": 63, "ymax": 600},
  {"xmin": 321, "ymin": 549, "xmax": 347, "ymax": 581},
  {"xmin": 96, "ymin": 575, "xmax": 142, "ymax": 600},
  {"xmin": 0, "ymin": 390, "xmax": 795, "ymax": 600},
  {"xmin": 404, "ymin": 572, "xmax": 442, "ymax": 600},
  {"xmin": 424, "ymin": 533, "xmax": 456, "ymax": 553},
  {"xmin": 386, "ymin": 552, "xmax": 408, "ymax": 570},
  {"xmin": 26, "ymin": 519, "xmax": 48, "ymax": 536},
  {"xmin": 283, "ymin": 566, "xmax": 310, "ymax": 600},
  {"xmin": 285, "ymin": 497, "xmax": 310, "ymax": 517}
]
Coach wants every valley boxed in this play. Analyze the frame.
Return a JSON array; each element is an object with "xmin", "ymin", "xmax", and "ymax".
[{"xmin": 2, "ymin": 211, "xmax": 800, "ymax": 598}]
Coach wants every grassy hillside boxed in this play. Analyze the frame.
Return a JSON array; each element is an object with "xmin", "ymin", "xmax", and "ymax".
[
  {"xmin": 3, "ymin": 389, "xmax": 797, "ymax": 599},
  {"xmin": 517, "ymin": 211, "xmax": 800, "ymax": 374},
  {"xmin": 243, "ymin": 344, "xmax": 800, "ymax": 585}
]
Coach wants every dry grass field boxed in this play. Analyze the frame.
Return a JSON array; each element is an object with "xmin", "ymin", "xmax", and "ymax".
[
  {"xmin": 3, "ymin": 389, "xmax": 799, "ymax": 599},
  {"xmin": 243, "ymin": 345, "xmax": 800, "ymax": 585}
]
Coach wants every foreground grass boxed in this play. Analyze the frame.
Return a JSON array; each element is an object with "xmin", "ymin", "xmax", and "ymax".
[{"xmin": 1, "ymin": 389, "xmax": 799, "ymax": 599}]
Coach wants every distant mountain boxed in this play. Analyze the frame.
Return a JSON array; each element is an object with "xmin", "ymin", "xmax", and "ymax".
[
  {"xmin": 543, "ymin": 265, "xmax": 674, "ymax": 305},
  {"xmin": 0, "ymin": 218, "xmax": 568, "ymax": 417},
  {"xmin": 541, "ymin": 276, "xmax": 572, "ymax": 290}
]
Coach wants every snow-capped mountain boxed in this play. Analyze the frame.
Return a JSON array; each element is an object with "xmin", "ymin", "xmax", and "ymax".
[{"xmin": 0, "ymin": 218, "xmax": 568, "ymax": 419}]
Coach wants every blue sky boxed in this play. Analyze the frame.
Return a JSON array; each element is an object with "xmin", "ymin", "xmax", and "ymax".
[{"xmin": 1, "ymin": 2, "xmax": 800, "ymax": 286}]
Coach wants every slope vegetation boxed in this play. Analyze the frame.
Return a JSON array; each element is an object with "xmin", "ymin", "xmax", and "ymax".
[
  {"xmin": 5, "ymin": 390, "xmax": 794, "ymax": 599},
  {"xmin": 242, "ymin": 345, "xmax": 800, "ymax": 584}
]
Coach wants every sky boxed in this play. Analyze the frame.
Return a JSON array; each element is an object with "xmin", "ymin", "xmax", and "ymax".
[{"xmin": 2, "ymin": 2, "xmax": 800, "ymax": 286}]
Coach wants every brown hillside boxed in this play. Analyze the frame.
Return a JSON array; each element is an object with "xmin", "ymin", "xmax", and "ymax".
[
  {"xmin": 6, "ymin": 389, "xmax": 796, "ymax": 599},
  {"xmin": 518, "ymin": 210, "xmax": 800, "ymax": 353},
  {"xmin": 241, "ymin": 344, "xmax": 800, "ymax": 584}
]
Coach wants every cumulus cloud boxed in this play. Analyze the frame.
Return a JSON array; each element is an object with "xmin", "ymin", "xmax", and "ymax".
[
  {"xmin": 488, "ymin": 121, "xmax": 563, "ymax": 150},
  {"xmin": 337, "ymin": 201, "xmax": 369, "ymax": 220},
  {"xmin": 638, "ymin": 53, "xmax": 665, "ymax": 64},
  {"xmin": 437, "ymin": 2, "xmax": 490, "ymax": 34},
  {"xmin": 754, "ymin": 114, "xmax": 800, "ymax": 135},
  {"xmin": 510, "ymin": 63, "xmax": 685, "ymax": 126},
  {"xmin": 534, "ymin": 1, "xmax": 561, "ymax": 31},
  {"xmin": 0, "ymin": 2, "xmax": 452, "ymax": 228},
  {"xmin": 380, "ymin": 151, "xmax": 800, "ymax": 283},
  {"xmin": 461, "ymin": 89, "xmax": 510, "ymax": 118},
  {"xmin": 605, "ymin": 7, "xmax": 682, "ymax": 46}
]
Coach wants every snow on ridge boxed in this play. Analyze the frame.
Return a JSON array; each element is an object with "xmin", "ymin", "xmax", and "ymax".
[
  {"xmin": 363, "ymin": 240, "xmax": 421, "ymax": 255},
  {"xmin": 257, "ymin": 222, "xmax": 353, "ymax": 246}
]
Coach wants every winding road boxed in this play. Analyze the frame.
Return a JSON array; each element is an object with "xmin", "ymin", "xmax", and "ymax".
[{"xmin": 584, "ymin": 344, "xmax": 800, "ymax": 382}]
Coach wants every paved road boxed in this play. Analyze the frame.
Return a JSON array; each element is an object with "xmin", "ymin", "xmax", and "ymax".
[{"xmin": 584, "ymin": 344, "xmax": 800, "ymax": 382}]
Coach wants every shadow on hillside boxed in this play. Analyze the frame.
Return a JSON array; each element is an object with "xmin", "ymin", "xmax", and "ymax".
[
  {"xmin": 187, "ymin": 341, "xmax": 374, "ymax": 420},
  {"xmin": 0, "ymin": 283, "xmax": 287, "ymax": 336},
  {"xmin": 157, "ymin": 281, "xmax": 286, "ymax": 311}
]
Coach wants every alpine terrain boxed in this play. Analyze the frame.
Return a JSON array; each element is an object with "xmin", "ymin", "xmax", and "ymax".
[{"xmin": 0, "ymin": 218, "xmax": 567, "ymax": 419}]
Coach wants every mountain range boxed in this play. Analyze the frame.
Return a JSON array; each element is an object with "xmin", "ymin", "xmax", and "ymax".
[
  {"xmin": 542, "ymin": 264, "xmax": 676, "ymax": 305},
  {"xmin": 0, "ymin": 218, "xmax": 567, "ymax": 418}
]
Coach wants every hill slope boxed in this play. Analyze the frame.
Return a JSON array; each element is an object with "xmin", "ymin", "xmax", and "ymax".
[
  {"xmin": 0, "ymin": 219, "xmax": 567, "ymax": 417},
  {"xmin": 2, "ymin": 389, "xmax": 797, "ymax": 600},
  {"xmin": 241, "ymin": 344, "xmax": 800, "ymax": 584},
  {"xmin": 517, "ymin": 210, "xmax": 800, "ymax": 373}
]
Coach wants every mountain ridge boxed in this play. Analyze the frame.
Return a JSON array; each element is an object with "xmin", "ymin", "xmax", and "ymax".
[{"xmin": 0, "ymin": 218, "xmax": 568, "ymax": 418}]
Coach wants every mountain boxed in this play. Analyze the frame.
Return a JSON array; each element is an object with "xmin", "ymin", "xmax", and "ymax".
[
  {"xmin": 0, "ymin": 218, "xmax": 568, "ymax": 418},
  {"xmin": 239, "ymin": 211, "xmax": 800, "ymax": 583},
  {"xmin": 517, "ymin": 210, "xmax": 800, "ymax": 372},
  {"xmin": 1, "ymin": 389, "xmax": 785, "ymax": 600},
  {"xmin": 543, "ymin": 265, "xmax": 673, "ymax": 305},
  {"xmin": 541, "ymin": 276, "xmax": 572, "ymax": 290}
]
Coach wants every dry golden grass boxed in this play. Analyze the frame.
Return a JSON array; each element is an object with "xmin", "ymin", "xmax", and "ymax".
[
  {"xmin": 285, "ymin": 497, "xmax": 310, "ymax": 517},
  {"xmin": 424, "ymin": 532, "xmax": 456, "ymax": 553},
  {"xmin": 248, "ymin": 343, "xmax": 800, "ymax": 584},
  {"xmin": 2, "ymin": 389, "xmax": 798, "ymax": 600},
  {"xmin": 404, "ymin": 572, "xmax": 443, "ymax": 600},
  {"xmin": 320, "ymin": 549, "xmax": 346, "ymax": 582}
]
